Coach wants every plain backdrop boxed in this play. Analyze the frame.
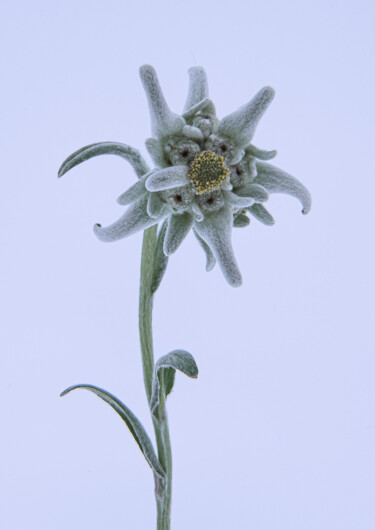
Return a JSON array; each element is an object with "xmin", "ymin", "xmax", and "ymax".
[{"xmin": 1, "ymin": 1, "xmax": 374, "ymax": 529}]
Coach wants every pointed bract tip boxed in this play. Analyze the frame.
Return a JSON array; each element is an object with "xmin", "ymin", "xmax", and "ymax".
[{"xmin": 93, "ymin": 223, "xmax": 103, "ymax": 239}]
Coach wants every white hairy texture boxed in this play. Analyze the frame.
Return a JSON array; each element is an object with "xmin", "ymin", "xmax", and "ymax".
[
  {"xmin": 145, "ymin": 137, "xmax": 168, "ymax": 168},
  {"xmin": 191, "ymin": 202, "xmax": 204, "ymax": 222},
  {"xmin": 223, "ymin": 190, "xmax": 254, "ymax": 208},
  {"xmin": 194, "ymin": 205, "xmax": 242, "ymax": 287},
  {"xmin": 183, "ymin": 67, "xmax": 209, "ymax": 113},
  {"xmin": 147, "ymin": 192, "xmax": 165, "ymax": 218},
  {"xmin": 192, "ymin": 228, "xmax": 216, "ymax": 271},
  {"xmin": 236, "ymin": 183, "xmax": 269, "ymax": 202},
  {"xmin": 245, "ymin": 144, "xmax": 277, "ymax": 160},
  {"xmin": 182, "ymin": 98, "xmax": 212, "ymax": 120},
  {"xmin": 145, "ymin": 166, "xmax": 190, "ymax": 192},
  {"xmin": 163, "ymin": 212, "xmax": 193, "ymax": 256},
  {"xmin": 58, "ymin": 142, "xmax": 150, "ymax": 179},
  {"xmin": 255, "ymin": 162, "xmax": 312, "ymax": 214},
  {"xmin": 247, "ymin": 203, "xmax": 275, "ymax": 225},
  {"xmin": 93, "ymin": 194, "xmax": 162, "ymax": 242},
  {"xmin": 117, "ymin": 177, "xmax": 147, "ymax": 205},
  {"xmin": 217, "ymin": 86, "xmax": 275, "ymax": 149},
  {"xmin": 139, "ymin": 65, "xmax": 185, "ymax": 139}
]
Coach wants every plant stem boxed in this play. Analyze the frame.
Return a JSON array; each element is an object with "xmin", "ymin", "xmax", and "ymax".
[{"xmin": 139, "ymin": 226, "xmax": 172, "ymax": 530}]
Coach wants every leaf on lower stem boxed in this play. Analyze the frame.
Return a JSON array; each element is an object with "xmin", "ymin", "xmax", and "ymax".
[
  {"xmin": 60, "ymin": 384, "xmax": 165, "ymax": 478},
  {"xmin": 150, "ymin": 350, "xmax": 199, "ymax": 414}
]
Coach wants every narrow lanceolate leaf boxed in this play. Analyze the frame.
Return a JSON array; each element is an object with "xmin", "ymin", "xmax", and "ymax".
[
  {"xmin": 58, "ymin": 142, "xmax": 149, "ymax": 179},
  {"xmin": 152, "ymin": 219, "xmax": 169, "ymax": 294},
  {"xmin": 150, "ymin": 350, "xmax": 198, "ymax": 414},
  {"xmin": 60, "ymin": 384, "xmax": 165, "ymax": 478}
]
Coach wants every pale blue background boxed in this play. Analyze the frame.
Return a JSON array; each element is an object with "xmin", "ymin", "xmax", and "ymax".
[{"xmin": 1, "ymin": 1, "xmax": 374, "ymax": 528}]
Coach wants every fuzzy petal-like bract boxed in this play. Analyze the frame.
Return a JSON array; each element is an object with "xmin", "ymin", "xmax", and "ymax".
[
  {"xmin": 194, "ymin": 206, "xmax": 242, "ymax": 287},
  {"xmin": 94, "ymin": 194, "xmax": 163, "ymax": 242},
  {"xmin": 145, "ymin": 138, "xmax": 168, "ymax": 168},
  {"xmin": 255, "ymin": 162, "xmax": 312, "ymax": 214},
  {"xmin": 236, "ymin": 183, "xmax": 269, "ymax": 202},
  {"xmin": 183, "ymin": 67, "xmax": 209, "ymax": 113},
  {"xmin": 145, "ymin": 166, "xmax": 190, "ymax": 192},
  {"xmin": 139, "ymin": 65, "xmax": 185, "ymax": 139},
  {"xmin": 217, "ymin": 87, "xmax": 275, "ymax": 149},
  {"xmin": 163, "ymin": 212, "xmax": 193, "ymax": 256},
  {"xmin": 58, "ymin": 142, "xmax": 149, "ymax": 179},
  {"xmin": 247, "ymin": 203, "xmax": 275, "ymax": 225},
  {"xmin": 117, "ymin": 177, "xmax": 147, "ymax": 205},
  {"xmin": 245, "ymin": 144, "xmax": 277, "ymax": 161}
]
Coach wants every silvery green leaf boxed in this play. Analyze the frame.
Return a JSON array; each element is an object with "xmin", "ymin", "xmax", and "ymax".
[
  {"xmin": 255, "ymin": 162, "xmax": 312, "ymax": 214},
  {"xmin": 60, "ymin": 384, "xmax": 165, "ymax": 478},
  {"xmin": 152, "ymin": 219, "xmax": 169, "ymax": 294},
  {"xmin": 217, "ymin": 86, "xmax": 275, "ymax": 149},
  {"xmin": 183, "ymin": 67, "xmax": 209, "ymax": 113},
  {"xmin": 116, "ymin": 176, "xmax": 147, "ymax": 205},
  {"xmin": 150, "ymin": 350, "xmax": 198, "ymax": 414},
  {"xmin": 193, "ymin": 228, "xmax": 216, "ymax": 271},
  {"xmin": 223, "ymin": 190, "xmax": 254, "ymax": 208},
  {"xmin": 139, "ymin": 65, "xmax": 185, "ymax": 139},
  {"xmin": 94, "ymin": 194, "xmax": 163, "ymax": 242},
  {"xmin": 182, "ymin": 98, "xmax": 212, "ymax": 120},
  {"xmin": 147, "ymin": 192, "xmax": 165, "ymax": 219},
  {"xmin": 247, "ymin": 203, "xmax": 275, "ymax": 225},
  {"xmin": 245, "ymin": 144, "xmax": 277, "ymax": 160},
  {"xmin": 145, "ymin": 138, "xmax": 168, "ymax": 168},
  {"xmin": 163, "ymin": 212, "xmax": 193, "ymax": 256},
  {"xmin": 236, "ymin": 183, "xmax": 269, "ymax": 202},
  {"xmin": 233, "ymin": 212, "xmax": 250, "ymax": 228},
  {"xmin": 58, "ymin": 142, "xmax": 149, "ymax": 179},
  {"xmin": 145, "ymin": 166, "xmax": 190, "ymax": 192},
  {"xmin": 194, "ymin": 205, "xmax": 242, "ymax": 287}
]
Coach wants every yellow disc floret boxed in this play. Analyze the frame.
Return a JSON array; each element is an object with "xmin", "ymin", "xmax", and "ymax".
[{"xmin": 189, "ymin": 151, "xmax": 230, "ymax": 195}]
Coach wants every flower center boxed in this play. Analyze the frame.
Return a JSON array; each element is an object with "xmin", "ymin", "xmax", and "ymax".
[{"xmin": 189, "ymin": 151, "xmax": 230, "ymax": 195}]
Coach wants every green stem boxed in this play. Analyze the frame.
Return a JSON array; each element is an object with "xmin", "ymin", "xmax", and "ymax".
[{"xmin": 139, "ymin": 226, "xmax": 172, "ymax": 530}]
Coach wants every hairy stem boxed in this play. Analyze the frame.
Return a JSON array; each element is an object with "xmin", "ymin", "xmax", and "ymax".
[{"xmin": 139, "ymin": 226, "xmax": 172, "ymax": 530}]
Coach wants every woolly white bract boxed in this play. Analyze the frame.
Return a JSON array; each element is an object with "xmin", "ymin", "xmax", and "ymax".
[{"xmin": 59, "ymin": 65, "xmax": 311, "ymax": 287}]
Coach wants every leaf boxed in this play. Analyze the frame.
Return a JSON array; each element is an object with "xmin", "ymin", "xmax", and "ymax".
[
  {"xmin": 58, "ymin": 142, "xmax": 149, "ymax": 179},
  {"xmin": 60, "ymin": 384, "xmax": 165, "ymax": 478},
  {"xmin": 150, "ymin": 350, "xmax": 198, "ymax": 414},
  {"xmin": 152, "ymin": 219, "xmax": 169, "ymax": 293}
]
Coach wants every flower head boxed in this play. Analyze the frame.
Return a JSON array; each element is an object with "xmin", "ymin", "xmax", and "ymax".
[{"xmin": 58, "ymin": 65, "xmax": 311, "ymax": 287}]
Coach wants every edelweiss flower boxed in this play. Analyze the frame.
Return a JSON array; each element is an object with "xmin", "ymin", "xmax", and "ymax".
[{"xmin": 58, "ymin": 65, "xmax": 311, "ymax": 287}]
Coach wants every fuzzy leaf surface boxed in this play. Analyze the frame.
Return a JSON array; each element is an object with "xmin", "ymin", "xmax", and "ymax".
[
  {"xmin": 150, "ymin": 350, "xmax": 198, "ymax": 413},
  {"xmin": 60, "ymin": 384, "xmax": 165, "ymax": 478}
]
